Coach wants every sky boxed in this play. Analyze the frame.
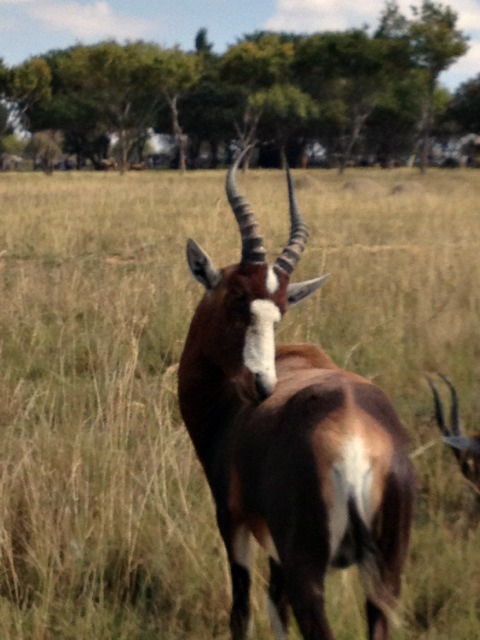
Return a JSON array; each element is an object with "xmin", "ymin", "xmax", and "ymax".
[{"xmin": 1, "ymin": 0, "xmax": 480, "ymax": 92}]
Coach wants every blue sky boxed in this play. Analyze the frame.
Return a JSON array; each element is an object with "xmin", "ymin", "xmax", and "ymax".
[{"xmin": 1, "ymin": 0, "xmax": 479, "ymax": 91}]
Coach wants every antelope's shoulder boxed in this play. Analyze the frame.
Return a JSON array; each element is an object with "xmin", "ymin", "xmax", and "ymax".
[
  {"xmin": 270, "ymin": 352, "xmax": 407, "ymax": 443},
  {"xmin": 275, "ymin": 342, "xmax": 338, "ymax": 371}
]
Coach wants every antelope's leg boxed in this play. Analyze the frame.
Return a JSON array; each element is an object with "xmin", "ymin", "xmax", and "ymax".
[
  {"xmin": 283, "ymin": 566, "xmax": 334, "ymax": 640},
  {"xmin": 217, "ymin": 513, "xmax": 252, "ymax": 640},
  {"xmin": 268, "ymin": 557, "xmax": 289, "ymax": 639},
  {"xmin": 362, "ymin": 471, "xmax": 414, "ymax": 640}
]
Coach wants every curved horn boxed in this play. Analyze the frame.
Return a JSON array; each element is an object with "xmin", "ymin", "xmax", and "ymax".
[
  {"xmin": 438, "ymin": 374, "xmax": 462, "ymax": 436},
  {"xmin": 275, "ymin": 165, "xmax": 309, "ymax": 275},
  {"xmin": 226, "ymin": 147, "xmax": 266, "ymax": 265},
  {"xmin": 426, "ymin": 376, "xmax": 450, "ymax": 436}
]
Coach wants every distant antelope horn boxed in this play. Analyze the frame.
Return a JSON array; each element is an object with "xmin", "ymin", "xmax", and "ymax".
[
  {"xmin": 226, "ymin": 147, "xmax": 266, "ymax": 265},
  {"xmin": 275, "ymin": 164, "xmax": 309, "ymax": 275},
  {"xmin": 438, "ymin": 374, "xmax": 463, "ymax": 436},
  {"xmin": 426, "ymin": 376, "xmax": 450, "ymax": 436}
]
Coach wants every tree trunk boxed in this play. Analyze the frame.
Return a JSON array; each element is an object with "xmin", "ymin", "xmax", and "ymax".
[
  {"xmin": 418, "ymin": 75, "xmax": 436, "ymax": 176},
  {"xmin": 210, "ymin": 140, "xmax": 219, "ymax": 169},
  {"xmin": 168, "ymin": 94, "xmax": 187, "ymax": 172},
  {"xmin": 234, "ymin": 103, "xmax": 262, "ymax": 173},
  {"xmin": 118, "ymin": 128, "xmax": 128, "ymax": 174},
  {"xmin": 338, "ymin": 111, "xmax": 369, "ymax": 175}
]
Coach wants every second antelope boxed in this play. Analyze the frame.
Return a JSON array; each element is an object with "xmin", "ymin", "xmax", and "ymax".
[
  {"xmin": 427, "ymin": 374, "xmax": 480, "ymax": 510},
  {"xmin": 178, "ymin": 151, "xmax": 415, "ymax": 640}
]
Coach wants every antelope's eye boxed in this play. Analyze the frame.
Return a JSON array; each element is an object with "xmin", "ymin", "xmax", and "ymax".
[{"xmin": 226, "ymin": 288, "xmax": 250, "ymax": 317}]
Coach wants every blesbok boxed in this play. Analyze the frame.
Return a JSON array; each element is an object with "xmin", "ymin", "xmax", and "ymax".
[
  {"xmin": 177, "ymin": 150, "xmax": 415, "ymax": 640},
  {"xmin": 427, "ymin": 375, "xmax": 480, "ymax": 508}
]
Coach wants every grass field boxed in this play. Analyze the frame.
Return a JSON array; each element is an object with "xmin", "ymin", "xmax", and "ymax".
[{"xmin": 0, "ymin": 167, "xmax": 479, "ymax": 639}]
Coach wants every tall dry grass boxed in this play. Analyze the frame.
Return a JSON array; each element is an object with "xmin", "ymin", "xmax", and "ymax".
[{"xmin": 0, "ymin": 167, "xmax": 479, "ymax": 638}]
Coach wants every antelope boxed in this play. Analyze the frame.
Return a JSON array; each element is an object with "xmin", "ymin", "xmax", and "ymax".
[
  {"xmin": 427, "ymin": 375, "xmax": 480, "ymax": 509},
  {"xmin": 177, "ymin": 150, "xmax": 415, "ymax": 640}
]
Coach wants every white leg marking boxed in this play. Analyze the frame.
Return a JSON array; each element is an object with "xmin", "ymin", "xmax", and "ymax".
[
  {"xmin": 266, "ymin": 266, "xmax": 280, "ymax": 294},
  {"xmin": 243, "ymin": 299, "xmax": 281, "ymax": 395},
  {"xmin": 232, "ymin": 523, "xmax": 252, "ymax": 570}
]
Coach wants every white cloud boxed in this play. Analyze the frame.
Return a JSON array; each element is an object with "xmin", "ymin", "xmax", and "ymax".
[
  {"xmin": 266, "ymin": 0, "xmax": 480, "ymax": 34},
  {"xmin": 265, "ymin": 0, "xmax": 380, "ymax": 32},
  {"xmin": 25, "ymin": 1, "xmax": 151, "ymax": 41}
]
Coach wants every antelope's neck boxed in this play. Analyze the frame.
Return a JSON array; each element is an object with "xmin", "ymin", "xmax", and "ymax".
[{"xmin": 178, "ymin": 336, "xmax": 242, "ymax": 464}]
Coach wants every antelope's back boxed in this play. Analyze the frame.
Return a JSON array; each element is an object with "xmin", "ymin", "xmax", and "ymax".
[{"xmin": 232, "ymin": 344, "xmax": 414, "ymax": 554}]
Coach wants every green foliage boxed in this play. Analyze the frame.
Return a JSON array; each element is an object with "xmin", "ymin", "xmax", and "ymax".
[
  {"xmin": 194, "ymin": 28, "xmax": 213, "ymax": 55},
  {"xmin": 179, "ymin": 64, "xmax": 240, "ymax": 155},
  {"xmin": 0, "ymin": 56, "xmax": 10, "ymax": 95},
  {"xmin": 375, "ymin": 0, "xmax": 409, "ymax": 39},
  {"xmin": 151, "ymin": 48, "xmax": 202, "ymax": 98},
  {"xmin": 252, "ymin": 83, "xmax": 317, "ymax": 121},
  {"xmin": 253, "ymin": 83, "xmax": 319, "ymax": 154},
  {"xmin": 220, "ymin": 34, "xmax": 294, "ymax": 90},
  {"xmin": 447, "ymin": 73, "xmax": 480, "ymax": 132},
  {"xmin": 11, "ymin": 57, "xmax": 52, "ymax": 126},
  {"xmin": 409, "ymin": 1, "xmax": 469, "ymax": 79},
  {"xmin": 1, "ymin": 133, "xmax": 28, "ymax": 156},
  {"xmin": 27, "ymin": 130, "xmax": 63, "ymax": 174}
]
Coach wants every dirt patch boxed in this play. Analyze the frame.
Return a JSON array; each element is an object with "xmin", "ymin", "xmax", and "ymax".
[
  {"xmin": 390, "ymin": 182, "xmax": 427, "ymax": 196},
  {"xmin": 293, "ymin": 174, "xmax": 322, "ymax": 191},
  {"xmin": 342, "ymin": 178, "xmax": 386, "ymax": 195},
  {"xmin": 104, "ymin": 255, "xmax": 136, "ymax": 265}
]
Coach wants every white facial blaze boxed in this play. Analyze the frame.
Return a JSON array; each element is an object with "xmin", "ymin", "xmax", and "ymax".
[
  {"xmin": 243, "ymin": 299, "xmax": 281, "ymax": 395},
  {"xmin": 266, "ymin": 265, "xmax": 280, "ymax": 294}
]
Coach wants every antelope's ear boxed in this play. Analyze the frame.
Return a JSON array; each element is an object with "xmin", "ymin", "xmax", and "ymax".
[
  {"xmin": 186, "ymin": 239, "xmax": 222, "ymax": 290},
  {"xmin": 287, "ymin": 274, "xmax": 330, "ymax": 306},
  {"xmin": 444, "ymin": 435, "xmax": 480, "ymax": 454}
]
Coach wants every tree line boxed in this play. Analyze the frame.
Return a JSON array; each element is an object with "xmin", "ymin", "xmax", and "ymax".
[{"xmin": 0, "ymin": 0, "xmax": 478, "ymax": 174}]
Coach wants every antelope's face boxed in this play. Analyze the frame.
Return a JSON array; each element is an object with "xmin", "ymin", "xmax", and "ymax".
[
  {"xmin": 221, "ymin": 262, "xmax": 287, "ymax": 400},
  {"xmin": 186, "ymin": 254, "xmax": 292, "ymax": 401},
  {"xmin": 452, "ymin": 436, "xmax": 480, "ymax": 490},
  {"xmin": 428, "ymin": 375, "xmax": 480, "ymax": 496},
  {"xmin": 186, "ymin": 152, "xmax": 329, "ymax": 403}
]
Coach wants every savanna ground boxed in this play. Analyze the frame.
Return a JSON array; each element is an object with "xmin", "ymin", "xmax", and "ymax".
[{"xmin": 0, "ymin": 166, "xmax": 479, "ymax": 639}]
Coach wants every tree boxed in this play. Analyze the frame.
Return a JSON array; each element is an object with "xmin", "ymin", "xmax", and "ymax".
[
  {"xmin": 180, "ymin": 61, "xmax": 240, "ymax": 167},
  {"xmin": 10, "ymin": 57, "xmax": 52, "ymax": 128},
  {"xmin": 27, "ymin": 130, "xmax": 63, "ymax": 174},
  {"xmin": 447, "ymin": 74, "xmax": 480, "ymax": 133},
  {"xmin": 252, "ymin": 83, "xmax": 318, "ymax": 166},
  {"xmin": 35, "ymin": 42, "xmax": 165, "ymax": 172},
  {"xmin": 0, "ymin": 57, "xmax": 9, "ymax": 97},
  {"xmin": 220, "ymin": 34, "xmax": 295, "ymax": 167},
  {"xmin": 195, "ymin": 28, "xmax": 213, "ymax": 56},
  {"xmin": 379, "ymin": 0, "xmax": 467, "ymax": 173},
  {"xmin": 68, "ymin": 41, "xmax": 164, "ymax": 172},
  {"xmin": 26, "ymin": 48, "xmax": 109, "ymax": 168},
  {"xmin": 150, "ymin": 48, "xmax": 202, "ymax": 171},
  {"xmin": 295, "ymin": 29, "xmax": 410, "ymax": 172}
]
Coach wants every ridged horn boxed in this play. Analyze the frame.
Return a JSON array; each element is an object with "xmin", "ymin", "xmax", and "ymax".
[
  {"xmin": 226, "ymin": 147, "xmax": 266, "ymax": 265},
  {"xmin": 275, "ymin": 165, "xmax": 309, "ymax": 275}
]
